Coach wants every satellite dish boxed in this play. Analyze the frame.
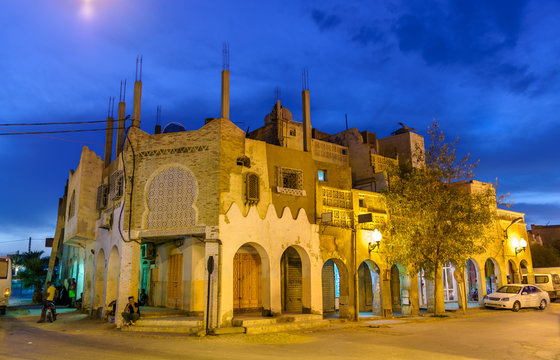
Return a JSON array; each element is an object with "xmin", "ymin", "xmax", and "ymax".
[{"xmin": 162, "ymin": 122, "xmax": 186, "ymax": 133}]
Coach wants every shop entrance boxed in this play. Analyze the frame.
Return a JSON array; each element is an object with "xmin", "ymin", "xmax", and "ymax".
[
  {"xmin": 166, "ymin": 253, "xmax": 183, "ymax": 309},
  {"xmin": 233, "ymin": 245, "xmax": 262, "ymax": 311},
  {"xmin": 281, "ymin": 247, "xmax": 302, "ymax": 313}
]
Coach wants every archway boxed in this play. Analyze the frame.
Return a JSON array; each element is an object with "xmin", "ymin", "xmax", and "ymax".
[
  {"xmin": 233, "ymin": 244, "xmax": 265, "ymax": 313},
  {"xmin": 281, "ymin": 247, "xmax": 303, "ymax": 313},
  {"xmin": 442, "ymin": 261, "xmax": 458, "ymax": 303},
  {"xmin": 520, "ymin": 259, "xmax": 529, "ymax": 283},
  {"xmin": 93, "ymin": 249, "xmax": 105, "ymax": 310},
  {"xmin": 391, "ymin": 264, "xmax": 402, "ymax": 314},
  {"xmin": 465, "ymin": 259, "xmax": 480, "ymax": 302},
  {"xmin": 105, "ymin": 246, "xmax": 120, "ymax": 312},
  {"xmin": 507, "ymin": 260, "xmax": 520, "ymax": 284},
  {"xmin": 484, "ymin": 258, "xmax": 501, "ymax": 294},
  {"xmin": 357, "ymin": 260, "xmax": 382, "ymax": 316}
]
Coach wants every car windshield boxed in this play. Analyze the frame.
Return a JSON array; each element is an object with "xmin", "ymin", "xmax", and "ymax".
[
  {"xmin": 497, "ymin": 286, "xmax": 521, "ymax": 294},
  {"xmin": 535, "ymin": 275, "xmax": 549, "ymax": 284}
]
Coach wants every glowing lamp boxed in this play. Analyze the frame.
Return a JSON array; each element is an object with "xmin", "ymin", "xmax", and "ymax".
[
  {"xmin": 515, "ymin": 238, "xmax": 527, "ymax": 255},
  {"xmin": 368, "ymin": 229, "xmax": 382, "ymax": 253}
]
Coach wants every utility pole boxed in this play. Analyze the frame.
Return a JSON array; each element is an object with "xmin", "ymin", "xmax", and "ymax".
[{"xmin": 28, "ymin": 237, "xmax": 31, "ymax": 252}]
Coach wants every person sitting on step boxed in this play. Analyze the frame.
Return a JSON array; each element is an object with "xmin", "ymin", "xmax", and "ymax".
[{"xmin": 121, "ymin": 296, "xmax": 141, "ymax": 325}]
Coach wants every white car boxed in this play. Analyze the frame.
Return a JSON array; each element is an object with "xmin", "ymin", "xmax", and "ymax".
[{"xmin": 484, "ymin": 284, "xmax": 549, "ymax": 311}]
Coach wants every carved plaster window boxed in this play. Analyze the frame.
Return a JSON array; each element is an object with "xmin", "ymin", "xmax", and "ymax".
[
  {"xmin": 246, "ymin": 173, "xmax": 259, "ymax": 205},
  {"xmin": 277, "ymin": 167, "xmax": 306, "ymax": 196},
  {"xmin": 146, "ymin": 166, "xmax": 198, "ymax": 229},
  {"xmin": 96, "ymin": 184, "xmax": 109, "ymax": 210},
  {"xmin": 109, "ymin": 171, "xmax": 124, "ymax": 200}
]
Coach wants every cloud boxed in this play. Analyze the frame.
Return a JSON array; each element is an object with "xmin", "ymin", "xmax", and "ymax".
[{"xmin": 310, "ymin": 9, "xmax": 342, "ymax": 32}]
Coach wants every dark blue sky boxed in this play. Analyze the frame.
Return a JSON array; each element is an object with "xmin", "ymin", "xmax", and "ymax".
[{"xmin": 1, "ymin": 0, "xmax": 559, "ymax": 255}]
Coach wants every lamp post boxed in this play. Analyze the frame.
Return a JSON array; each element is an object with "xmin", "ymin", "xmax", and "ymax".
[{"xmin": 513, "ymin": 238, "xmax": 527, "ymax": 255}]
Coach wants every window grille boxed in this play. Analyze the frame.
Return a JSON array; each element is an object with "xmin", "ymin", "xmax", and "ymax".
[
  {"xmin": 246, "ymin": 173, "xmax": 260, "ymax": 205},
  {"xmin": 96, "ymin": 184, "xmax": 109, "ymax": 210},
  {"xmin": 277, "ymin": 167, "xmax": 306, "ymax": 196},
  {"xmin": 68, "ymin": 191, "xmax": 76, "ymax": 219},
  {"xmin": 110, "ymin": 171, "xmax": 124, "ymax": 200}
]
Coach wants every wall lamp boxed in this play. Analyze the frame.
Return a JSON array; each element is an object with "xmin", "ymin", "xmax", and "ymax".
[
  {"xmin": 368, "ymin": 228, "xmax": 382, "ymax": 253},
  {"xmin": 513, "ymin": 238, "xmax": 528, "ymax": 255},
  {"xmin": 504, "ymin": 217, "xmax": 523, "ymax": 239}
]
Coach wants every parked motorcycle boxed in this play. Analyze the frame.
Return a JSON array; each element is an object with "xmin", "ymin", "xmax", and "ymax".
[{"xmin": 45, "ymin": 301, "xmax": 56, "ymax": 322}]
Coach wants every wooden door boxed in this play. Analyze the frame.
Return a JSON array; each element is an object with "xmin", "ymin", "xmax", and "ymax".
[
  {"xmin": 233, "ymin": 253, "xmax": 261, "ymax": 310},
  {"xmin": 166, "ymin": 254, "xmax": 183, "ymax": 309}
]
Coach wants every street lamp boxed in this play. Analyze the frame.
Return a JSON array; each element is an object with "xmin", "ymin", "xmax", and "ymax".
[
  {"xmin": 513, "ymin": 238, "xmax": 527, "ymax": 255},
  {"xmin": 504, "ymin": 217, "xmax": 523, "ymax": 239},
  {"xmin": 368, "ymin": 228, "xmax": 382, "ymax": 253}
]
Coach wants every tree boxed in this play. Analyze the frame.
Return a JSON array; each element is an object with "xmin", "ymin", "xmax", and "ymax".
[
  {"xmin": 16, "ymin": 251, "xmax": 50, "ymax": 303},
  {"xmin": 530, "ymin": 243, "xmax": 560, "ymax": 267},
  {"xmin": 383, "ymin": 120, "xmax": 497, "ymax": 315}
]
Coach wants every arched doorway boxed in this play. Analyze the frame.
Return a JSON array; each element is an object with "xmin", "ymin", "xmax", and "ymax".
[
  {"xmin": 484, "ymin": 258, "xmax": 501, "ymax": 294},
  {"xmin": 443, "ymin": 261, "xmax": 457, "ymax": 303},
  {"xmin": 520, "ymin": 260, "xmax": 529, "ymax": 283},
  {"xmin": 105, "ymin": 246, "xmax": 120, "ymax": 310},
  {"xmin": 281, "ymin": 247, "xmax": 303, "ymax": 313},
  {"xmin": 94, "ymin": 249, "xmax": 105, "ymax": 310},
  {"xmin": 357, "ymin": 260, "xmax": 382, "ymax": 316},
  {"xmin": 465, "ymin": 259, "xmax": 479, "ymax": 302},
  {"xmin": 507, "ymin": 260, "xmax": 519, "ymax": 284},
  {"xmin": 391, "ymin": 264, "xmax": 402, "ymax": 314},
  {"xmin": 233, "ymin": 244, "xmax": 263, "ymax": 313}
]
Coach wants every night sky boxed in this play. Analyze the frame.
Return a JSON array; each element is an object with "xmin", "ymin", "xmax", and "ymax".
[{"xmin": 1, "ymin": 0, "xmax": 559, "ymax": 256}]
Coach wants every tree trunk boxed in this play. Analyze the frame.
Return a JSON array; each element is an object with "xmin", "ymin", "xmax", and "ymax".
[
  {"xmin": 33, "ymin": 286, "xmax": 43, "ymax": 304},
  {"xmin": 433, "ymin": 262, "xmax": 445, "ymax": 315}
]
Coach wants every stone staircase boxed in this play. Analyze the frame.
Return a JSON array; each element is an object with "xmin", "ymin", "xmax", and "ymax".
[
  {"xmin": 121, "ymin": 307, "xmax": 203, "ymax": 334},
  {"xmin": 231, "ymin": 314, "xmax": 330, "ymax": 335}
]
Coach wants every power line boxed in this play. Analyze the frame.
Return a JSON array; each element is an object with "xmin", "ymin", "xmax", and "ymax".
[
  {"xmin": 0, "ymin": 126, "xmax": 128, "ymax": 136},
  {"xmin": 0, "ymin": 238, "xmax": 44, "ymax": 244},
  {"xmin": 0, "ymin": 119, "xmax": 126, "ymax": 126}
]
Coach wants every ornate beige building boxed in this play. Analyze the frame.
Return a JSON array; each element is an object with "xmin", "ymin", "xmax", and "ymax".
[{"xmin": 47, "ymin": 61, "xmax": 535, "ymax": 330}]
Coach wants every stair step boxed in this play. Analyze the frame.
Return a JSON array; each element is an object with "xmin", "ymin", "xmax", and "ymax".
[
  {"xmin": 233, "ymin": 317, "xmax": 278, "ymax": 327},
  {"xmin": 122, "ymin": 325, "xmax": 200, "ymax": 334},
  {"xmin": 244, "ymin": 319, "xmax": 330, "ymax": 335},
  {"xmin": 134, "ymin": 317, "xmax": 202, "ymax": 327},
  {"xmin": 140, "ymin": 311, "xmax": 189, "ymax": 319}
]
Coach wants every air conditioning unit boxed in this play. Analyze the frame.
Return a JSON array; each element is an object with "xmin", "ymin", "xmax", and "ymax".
[{"xmin": 99, "ymin": 211, "xmax": 113, "ymax": 229}]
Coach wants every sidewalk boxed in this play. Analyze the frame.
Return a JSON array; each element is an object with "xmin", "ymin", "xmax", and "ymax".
[{"xmin": 2, "ymin": 304, "xmax": 501, "ymax": 338}]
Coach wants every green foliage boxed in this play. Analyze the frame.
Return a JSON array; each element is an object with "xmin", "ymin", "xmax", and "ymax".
[
  {"xmin": 530, "ymin": 243, "xmax": 560, "ymax": 267},
  {"xmin": 16, "ymin": 251, "xmax": 50, "ymax": 303},
  {"xmin": 383, "ymin": 120, "xmax": 497, "ymax": 313}
]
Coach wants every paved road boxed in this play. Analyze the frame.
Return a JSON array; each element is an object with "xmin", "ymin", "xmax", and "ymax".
[{"xmin": 1, "ymin": 304, "xmax": 559, "ymax": 360}]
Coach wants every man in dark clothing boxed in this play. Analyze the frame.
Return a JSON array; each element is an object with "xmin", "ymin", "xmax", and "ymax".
[{"xmin": 122, "ymin": 296, "xmax": 140, "ymax": 325}]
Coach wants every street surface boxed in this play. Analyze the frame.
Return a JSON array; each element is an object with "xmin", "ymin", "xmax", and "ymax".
[{"xmin": 1, "ymin": 303, "xmax": 559, "ymax": 360}]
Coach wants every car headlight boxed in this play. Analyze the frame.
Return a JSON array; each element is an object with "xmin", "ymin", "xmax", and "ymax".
[
  {"xmin": 3, "ymin": 288, "xmax": 9, "ymax": 297},
  {"xmin": 501, "ymin": 298, "xmax": 509, "ymax": 301}
]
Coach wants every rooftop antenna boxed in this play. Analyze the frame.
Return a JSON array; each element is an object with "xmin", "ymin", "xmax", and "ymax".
[
  {"xmin": 119, "ymin": 81, "xmax": 123, "ymax": 102},
  {"xmin": 107, "ymin": 96, "xmax": 112, "ymax": 118},
  {"xmin": 222, "ymin": 41, "xmax": 230, "ymax": 71},
  {"xmin": 123, "ymin": 79, "xmax": 127, "ymax": 102},
  {"xmin": 111, "ymin": 96, "xmax": 115, "ymax": 118},
  {"xmin": 345, "ymin": 113, "xmax": 348, "ymax": 130},
  {"xmin": 302, "ymin": 68, "xmax": 309, "ymax": 91},
  {"xmin": 274, "ymin": 87, "xmax": 281, "ymax": 102},
  {"xmin": 140, "ymin": 55, "xmax": 143, "ymax": 82}
]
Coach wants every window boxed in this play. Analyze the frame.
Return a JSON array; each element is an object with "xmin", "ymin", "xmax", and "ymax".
[
  {"xmin": 246, "ymin": 173, "xmax": 260, "ymax": 205},
  {"xmin": 318, "ymin": 170, "xmax": 327, "ymax": 182},
  {"xmin": 535, "ymin": 275, "xmax": 549, "ymax": 284},
  {"xmin": 110, "ymin": 171, "xmax": 124, "ymax": 200},
  {"xmin": 276, "ymin": 167, "xmax": 305, "ymax": 196},
  {"xmin": 96, "ymin": 184, "xmax": 109, "ymax": 210},
  {"xmin": 0, "ymin": 260, "xmax": 8, "ymax": 279},
  {"xmin": 358, "ymin": 199, "xmax": 366, "ymax": 208},
  {"xmin": 289, "ymin": 128, "xmax": 296, "ymax": 136},
  {"xmin": 68, "ymin": 190, "xmax": 76, "ymax": 219},
  {"xmin": 236, "ymin": 156, "xmax": 251, "ymax": 168}
]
